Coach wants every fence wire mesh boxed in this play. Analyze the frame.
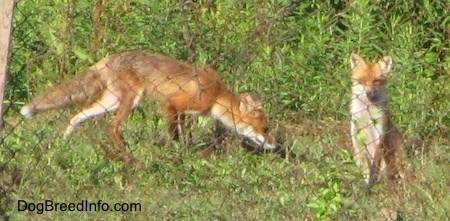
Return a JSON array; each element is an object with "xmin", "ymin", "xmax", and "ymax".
[{"xmin": 1, "ymin": 0, "xmax": 449, "ymax": 220}]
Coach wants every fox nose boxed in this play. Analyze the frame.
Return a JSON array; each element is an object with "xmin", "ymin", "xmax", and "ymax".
[
  {"xmin": 241, "ymin": 138, "xmax": 296, "ymax": 160},
  {"xmin": 366, "ymin": 90, "xmax": 376, "ymax": 99}
]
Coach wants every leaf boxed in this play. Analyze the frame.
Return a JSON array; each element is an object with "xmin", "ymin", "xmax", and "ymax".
[{"xmin": 73, "ymin": 46, "xmax": 93, "ymax": 63}]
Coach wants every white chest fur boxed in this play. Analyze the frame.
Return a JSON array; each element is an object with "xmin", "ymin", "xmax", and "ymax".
[{"xmin": 350, "ymin": 84, "xmax": 384, "ymax": 155}]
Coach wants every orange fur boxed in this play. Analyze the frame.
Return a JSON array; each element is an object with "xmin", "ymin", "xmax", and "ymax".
[
  {"xmin": 21, "ymin": 51, "xmax": 276, "ymax": 162},
  {"xmin": 350, "ymin": 53, "xmax": 404, "ymax": 187}
]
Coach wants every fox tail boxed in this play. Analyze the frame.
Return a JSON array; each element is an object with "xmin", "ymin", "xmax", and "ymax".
[{"xmin": 20, "ymin": 63, "xmax": 108, "ymax": 118}]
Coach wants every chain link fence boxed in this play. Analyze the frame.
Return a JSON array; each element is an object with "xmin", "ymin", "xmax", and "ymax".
[{"xmin": 1, "ymin": 0, "xmax": 449, "ymax": 220}]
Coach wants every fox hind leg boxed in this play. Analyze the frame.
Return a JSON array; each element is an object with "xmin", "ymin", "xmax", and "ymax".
[
  {"xmin": 63, "ymin": 89, "xmax": 121, "ymax": 139},
  {"xmin": 109, "ymin": 91, "xmax": 138, "ymax": 162}
]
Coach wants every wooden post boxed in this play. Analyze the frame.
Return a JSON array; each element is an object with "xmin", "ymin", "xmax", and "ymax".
[{"xmin": 0, "ymin": 0, "xmax": 15, "ymax": 130}]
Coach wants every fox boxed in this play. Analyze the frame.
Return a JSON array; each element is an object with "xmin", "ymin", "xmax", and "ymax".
[
  {"xmin": 20, "ymin": 51, "xmax": 279, "ymax": 162},
  {"xmin": 349, "ymin": 53, "xmax": 404, "ymax": 188}
]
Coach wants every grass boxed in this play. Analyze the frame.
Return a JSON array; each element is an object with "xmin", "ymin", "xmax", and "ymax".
[{"xmin": 1, "ymin": 103, "xmax": 450, "ymax": 220}]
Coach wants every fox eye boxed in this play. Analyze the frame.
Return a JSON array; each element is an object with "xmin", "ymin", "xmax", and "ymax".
[{"xmin": 373, "ymin": 79, "xmax": 383, "ymax": 84}]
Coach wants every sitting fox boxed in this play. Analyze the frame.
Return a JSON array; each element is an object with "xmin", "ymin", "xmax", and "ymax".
[
  {"xmin": 20, "ymin": 51, "xmax": 278, "ymax": 162},
  {"xmin": 349, "ymin": 53, "xmax": 404, "ymax": 187}
]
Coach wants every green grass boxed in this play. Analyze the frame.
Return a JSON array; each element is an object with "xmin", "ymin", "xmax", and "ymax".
[
  {"xmin": 2, "ymin": 107, "xmax": 450, "ymax": 220},
  {"xmin": 2, "ymin": 0, "xmax": 450, "ymax": 220}
]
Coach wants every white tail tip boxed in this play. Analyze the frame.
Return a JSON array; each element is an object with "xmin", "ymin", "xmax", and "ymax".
[
  {"xmin": 20, "ymin": 105, "xmax": 35, "ymax": 118},
  {"xmin": 63, "ymin": 125, "xmax": 75, "ymax": 139}
]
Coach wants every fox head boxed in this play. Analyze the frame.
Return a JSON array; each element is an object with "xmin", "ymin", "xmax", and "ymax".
[
  {"xmin": 237, "ymin": 93, "xmax": 276, "ymax": 150},
  {"xmin": 350, "ymin": 53, "xmax": 393, "ymax": 98}
]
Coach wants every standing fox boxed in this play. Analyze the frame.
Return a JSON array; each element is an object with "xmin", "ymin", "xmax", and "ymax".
[
  {"xmin": 349, "ymin": 53, "xmax": 404, "ymax": 188},
  {"xmin": 20, "ymin": 51, "xmax": 278, "ymax": 161}
]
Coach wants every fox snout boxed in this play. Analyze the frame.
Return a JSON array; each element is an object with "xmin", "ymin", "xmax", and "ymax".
[
  {"xmin": 241, "ymin": 136, "xmax": 276, "ymax": 151},
  {"xmin": 241, "ymin": 138, "xmax": 295, "ymax": 159},
  {"xmin": 238, "ymin": 124, "xmax": 277, "ymax": 150},
  {"xmin": 365, "ymin": 90, "xmax": 378, "ymax": 100},
  {"xmin": 364, "ymin": 86, "xmax": 387, "ymax": 103},
  {"xmin": 248, "ymin": 133, "xmax": 276, "ymax": 150}
]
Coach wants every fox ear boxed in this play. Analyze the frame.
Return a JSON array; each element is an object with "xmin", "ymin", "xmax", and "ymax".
[
  {"xmin": 378, "ymin": 56, "xmax": 393, "ymax": 75},
  {"xmin": 239, "ymin": 93, "xmax": 263, "ymax": 114},
  {"xmin": 350, "ymin": 53, "xmax": 364, "ymax": 69}
]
